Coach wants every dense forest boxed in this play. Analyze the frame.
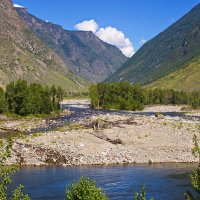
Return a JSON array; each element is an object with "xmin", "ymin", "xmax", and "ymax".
[
  {"xmin": 90, "ymin": 82, "xmax": 200, "ymax": 111},
  {"xmin": 0, "ymin": 80, "xmax": 64, "ymax": 116}
]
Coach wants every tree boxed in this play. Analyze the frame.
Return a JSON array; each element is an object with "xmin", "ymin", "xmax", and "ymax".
[
  {"xmin": 90, "ymin": 85, "xmax": 99, "ymax": 108},
  {"xmin": 66, "ymin": 177, "xmax": 107, "ymax": 200},
  {"xmin": 51, "ymin": 85, "xmax": 57, "ymax": 111},
  {"xmin": 0, "ymin": 87, "xmax": 6, "ymax": 114},
  {"xmin": 56, "ymin": 86, "xmax": 65, "ymax": 102},
  {"xmin": 4, "ymin": 80, "xmax": 62, "ymax": 116},
  {"xmin": 5, "ymin": 82, "xmax": 15, "ymax": 113}
]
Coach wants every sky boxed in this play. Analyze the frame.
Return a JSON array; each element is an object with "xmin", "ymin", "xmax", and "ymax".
[{"xmin": 13, "ymin": 0, "xmax": 200, "ymax": 57}]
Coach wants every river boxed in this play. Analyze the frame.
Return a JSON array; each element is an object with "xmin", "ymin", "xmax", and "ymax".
[
  {"xmin": 6, "ymin": 103, "xmax": 200, "ymax": 199},
  {"xmin": 10, "ymin": 164, "xmax": 196, "ymax": 200}
]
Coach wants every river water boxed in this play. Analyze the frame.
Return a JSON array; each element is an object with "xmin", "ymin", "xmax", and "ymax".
[{"xmin": 10, "ymin": 164, "xmax": 197, "ymax": 200}]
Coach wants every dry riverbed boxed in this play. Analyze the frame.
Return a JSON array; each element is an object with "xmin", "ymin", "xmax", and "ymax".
[{"xmin": 5, "ymin": 108, "xmax": 200, "ymax": 166}]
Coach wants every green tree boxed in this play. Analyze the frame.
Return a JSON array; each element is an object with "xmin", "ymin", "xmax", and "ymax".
[
  {"xmin": 0, "ymin": 87, "xmax": 6, "ymax": 114},
  {"xmin": 51, "ymin": 85, "xmax": 57, "ymax": 111},
  {"xmin": 90, "ymin": 85, "xmax": 99, "ymax": 108},
  {"xmin": 5, "ymin": 82, "xmax": 15, "ymax": 113},
  {"xmin": 66, "ymin": 177, "xmax": 107, "ymax": 200},
  {"xmin": 56, "ymin": 86, "xmax": 64, "ymax": 102}
]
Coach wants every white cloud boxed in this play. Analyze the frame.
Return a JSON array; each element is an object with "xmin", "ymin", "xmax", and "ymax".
[
  {"xmin": 139, "ymin": 39, "xmax": 147, "ymax": 46},
  {"xmin": 75, "ymin": 20, "xmax": 134, "ymax": 57},
  {"xmin": 75, "ymin": 20, "xmax": 99, "ymax": 33},
  {"xmin": 13, "ymin": 4, "xmax": 24, "ymax": 8},
  {"xmin": 96, "ymin": 26, "xmax": 134, "ymax": 57}
]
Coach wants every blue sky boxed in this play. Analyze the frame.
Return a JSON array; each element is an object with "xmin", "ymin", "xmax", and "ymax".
[{"xmin": 13, "ymin": 0, "xmax": 200, "ymax": 56}]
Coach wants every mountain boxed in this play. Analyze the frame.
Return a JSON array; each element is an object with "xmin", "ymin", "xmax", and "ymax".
[
  {"xmin": 0, "ymin": 0, "xmax": 87, "ymax": 92},
  {"xmin": 16, "ymin": 7, "xmax": 127, "ymax": 82},
  {"xmin": 146, "ymin": 56, "xmax": 200, "ymax": 92},
  {"xmin": 107, "ymin": 3, "xmax": 200, "ymax": 86}
]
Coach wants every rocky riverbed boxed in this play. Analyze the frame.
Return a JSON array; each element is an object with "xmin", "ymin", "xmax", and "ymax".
[{"xmin": 6, "ymin": 109, "xmax": 200, "ymax": 166}]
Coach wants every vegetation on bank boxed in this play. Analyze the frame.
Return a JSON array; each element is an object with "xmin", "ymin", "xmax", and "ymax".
[
  {"xmin": 90, "ymin": 82, "xmax": 200, "ymax": 111},
  {"xmin": 0, "ymin": 79, "xmax": 64, "ymax": 116},
  {"xmin": 0, "ymin": 139, "xmax": 30, "ymax": 200},
  {"xmin": 66, "ymin": 177, "xmax": 107, "ymax": 200}
]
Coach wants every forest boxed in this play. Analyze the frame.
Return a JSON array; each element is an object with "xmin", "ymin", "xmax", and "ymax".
[
  {"xmin": 0, "ymin": 79, "xmax": 64, "ymax": 116},
  {"xmin": 90, "ymin": 82, "xmax": 200, "ymax": 111}
]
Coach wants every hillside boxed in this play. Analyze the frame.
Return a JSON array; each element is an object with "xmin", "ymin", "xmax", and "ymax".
[
  {"xmin": 146, "ymin": 56, "xmax": 200, "ymax": 92},
  {"xmin": 107, "ymin": 3, "xmax": 200, "ymax": 86},
  {"xmin": 16, "ymin": 7, "xmax": 127, "ymax": 82},
  {"xmin": 0, "ymin": 0, "xmax": 86, "ymax": 92}
]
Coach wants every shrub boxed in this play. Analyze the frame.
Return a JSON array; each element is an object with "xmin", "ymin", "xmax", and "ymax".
[{"xmin": 66, "ymin": 177, "xmax": 107, "ymax": 200}]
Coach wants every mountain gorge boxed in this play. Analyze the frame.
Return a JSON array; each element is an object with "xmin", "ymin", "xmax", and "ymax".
[
  {"xmin": 108, "ymin": 3, "xmax": 200, "ymax": 91},
  {"xmin": 0, "ymin": 0, "xmax": 87, "ymax": 91},
  {"xmin": 16, "ymin": 7, "xmax": 127, "ymax": 82}
]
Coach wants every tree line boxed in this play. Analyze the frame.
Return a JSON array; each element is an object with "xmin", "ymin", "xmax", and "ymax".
[
  {"xmin": 90, "ymin": 82, "xmax": 200, "ymax": 111},
  {"xmin": 0, "ymin": 79, "xmax": 64, "ymax": 116}
]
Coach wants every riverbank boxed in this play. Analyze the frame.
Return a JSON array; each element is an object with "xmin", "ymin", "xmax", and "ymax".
[{"xmin": 6, "ymin": 108, "xmax": 200, "ymax": 166}]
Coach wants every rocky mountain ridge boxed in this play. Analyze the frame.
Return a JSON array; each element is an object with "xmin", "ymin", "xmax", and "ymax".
[
  {"xmin": 16, "ymin": 7, "xmax": 127, "ymax": 82},
  {"xmin": 0, "ymin": 0, "xmax": 86, "ymax": 91}
]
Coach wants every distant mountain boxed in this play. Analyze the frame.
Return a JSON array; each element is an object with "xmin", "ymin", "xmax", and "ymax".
[
  {"xmin": 107, "ymin": 3, "xmax": 200, "ymax": 87},
  {"xmin": 0, "ymin": 0, "xmax": 86, "ymax": 91},
  {"xmin": 16, "ymin": 7, "xmax": 127, "ymax": 82},
  {"xmin": 146, "ymin": 56, "xmax": 200, "ymax": 92}
]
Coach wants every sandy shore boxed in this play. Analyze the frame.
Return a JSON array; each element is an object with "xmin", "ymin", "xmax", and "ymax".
[{"xmin": 7, "ymin": 112, "xmax": 200, "ymax": 166}]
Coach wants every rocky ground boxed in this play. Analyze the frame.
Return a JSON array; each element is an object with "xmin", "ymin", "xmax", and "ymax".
[{"xmin": 5, "ymin": 109, "xmax": 200, "ymax": 166}]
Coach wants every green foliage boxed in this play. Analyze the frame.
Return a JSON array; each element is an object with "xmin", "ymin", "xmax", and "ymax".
[
  {"xmin": 0, "ymin": 87, "xmax": 6, "ymax": 113},
  {"xmin": 90, "ymin": 82, "xmax": 200, "ymax": 111},
  {"xmin": 66, "ymin": 177, "xmax": 107, "ymax": 200},
  {"xmin": 90, "ymin": 82, "xmax": 145, "ymax": 111},
  {"xmin": 185, "ymin": 135, "xmax": 200, "ymax": 200},
  {"xmin": 3, "ymin": 79, "xmax": 65, "ymax": 116},
  {"xmin": 134, "ymin": 185, "xmax": 154, "ymax": 200},
  {"xmin": 0, "ymin": 139, "xmax": 30, "ymax": 200}
]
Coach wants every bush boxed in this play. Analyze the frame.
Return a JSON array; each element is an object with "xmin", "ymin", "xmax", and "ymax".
[{"xmin": 66, "ymin": 177, "xmax": 107, "ymax": 200}]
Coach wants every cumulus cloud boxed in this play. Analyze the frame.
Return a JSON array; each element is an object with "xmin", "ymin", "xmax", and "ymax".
[
  {"xmin": 96, "ymin": 26, "xmax": 134, "ymax": 57},
  {"xmin": 139, "ymin": 39, "xmax": 147, "ymax": 46},
  {"xmin": 75, "ymin": 20, "xmax": 134, "ymax": 57},
  {"xmin": 75, "ymin": 20, "xmax": 99, "ymax": 33},
  {"xmin": 13, "ymin": 4, "xmax": 24, "ymax": 8}
]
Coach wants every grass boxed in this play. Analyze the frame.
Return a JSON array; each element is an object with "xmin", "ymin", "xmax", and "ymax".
[{"xmin": 147, "ymin": 56, "xmax": 200, "ymax": 92}]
